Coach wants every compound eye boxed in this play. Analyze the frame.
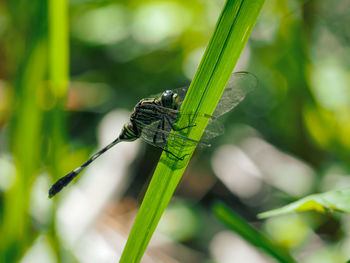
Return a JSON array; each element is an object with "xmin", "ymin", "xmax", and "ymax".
[{"xmin": 161, "ymin": 90, "xmax": 173, "ymax": 107}]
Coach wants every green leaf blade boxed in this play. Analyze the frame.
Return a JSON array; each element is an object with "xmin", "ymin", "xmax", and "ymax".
[
  {"xmin": 119, "ymin": 0, "xmax": 265, "ymax": 262},
  {"xmin": 258, "ymin": 188, "xmax": 350, "ymax": 219},
  {"xmin": 214, "ymin": 202, "xmax": 296, "ymax": 263}
]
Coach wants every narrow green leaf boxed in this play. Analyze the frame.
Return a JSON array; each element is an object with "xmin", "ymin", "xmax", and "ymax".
[
  {"xmin": 119, "ymin": 0, "xmax": 265, "ymax": 262},
  {"xmin": 47, "ymin": 0, "xmax": 69, "ymax": 260},
  {"xmin": 213, "ymin": 202, "xmax": 296, "ymax": 263},
  {"xmin": 48, "ymin": 0, "xmax": 69, "ymax": 97},
  {"xmin": 47, "ymin": 0, "xmax": 69, "ymax": 178},
  {"xmin": 258, "ymin": 188, "xmax": 350, "ymax": 219}
]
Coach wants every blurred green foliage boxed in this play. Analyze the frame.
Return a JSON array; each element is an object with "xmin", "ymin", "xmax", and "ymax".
[{"xmin": 0, "ymin": 0, "xmax": 350, "ymax": 262}]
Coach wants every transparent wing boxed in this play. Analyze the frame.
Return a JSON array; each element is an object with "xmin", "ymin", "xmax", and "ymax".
[
  {"xmin": 171, "ymin": 72, "xmax": 257, "ymax": 117},
  {"xmin": 212, "ymin": 72, "xmax": 257, "ymax": 118},
  {"xmin": 133, "ymin": 104, "xmax": 179, "ymax": 129},
  {"xmin": 201, "ymin": 117, "xmax": 225, "ymax": 141},
  {"xmin": 177, "ymin": 72, "xmax": 256, "ymax": 141},
  {"xmin": 134, "ymin": 106, "xmax": 224, "ymax": 143}
]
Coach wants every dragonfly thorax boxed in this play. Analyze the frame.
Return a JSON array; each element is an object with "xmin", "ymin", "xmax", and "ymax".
[{"xmin": 160, "ymin": 90, "xmax": 179, "ymax": 110}]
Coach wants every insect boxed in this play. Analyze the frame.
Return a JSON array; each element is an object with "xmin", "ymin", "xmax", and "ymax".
[{"xmin": 48, "ymin": 72, "xmax": 257, "ymax": 198}]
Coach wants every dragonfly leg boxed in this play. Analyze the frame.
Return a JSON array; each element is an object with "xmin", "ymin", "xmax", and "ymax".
[
  {"xmin": 152, "ymin": 118, "xmax": 184, "ymax": 159},
  {"xmin": 158, "ymin": 145, "xmax": 188, "ymax": 160},
  {"xmin": 165, "ymin": 115, "xmax": 196, "ymax": 131}
]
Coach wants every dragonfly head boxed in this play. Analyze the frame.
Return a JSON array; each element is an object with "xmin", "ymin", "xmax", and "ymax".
[{"xmin": 161, "ymin": 90, "xmax": 179, "ymax": 109}]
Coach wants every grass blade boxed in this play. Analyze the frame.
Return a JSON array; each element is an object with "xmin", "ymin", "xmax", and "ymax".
[
  {"xmin": 47, "ymin": 0, "xmax": 69, "ymax": 260},
  {"xmin": 213, "ymin": 202, "xmax": 296, "ymax": 263},
  {"xmin": 48, "ymin": 0, "xmax": 69, "ymax": 98},
  {"xmin": 119, "ymin": 0, "xmax": 265, "ymax": 262}
]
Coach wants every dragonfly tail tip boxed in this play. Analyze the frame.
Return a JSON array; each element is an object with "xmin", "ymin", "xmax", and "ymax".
[{"xmin": 48, "ymin": 171, "xmax": 78, "ymax": 198}]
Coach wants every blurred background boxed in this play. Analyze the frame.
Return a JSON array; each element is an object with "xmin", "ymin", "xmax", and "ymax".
[{"xmin": 1, "ymin": 0, "xmax": 350, "ymax": 262}]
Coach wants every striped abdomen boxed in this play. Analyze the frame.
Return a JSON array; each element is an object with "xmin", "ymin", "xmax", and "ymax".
[{"xmin": 119, "ymin": 122, "xmax": 139, "ymax": 141}]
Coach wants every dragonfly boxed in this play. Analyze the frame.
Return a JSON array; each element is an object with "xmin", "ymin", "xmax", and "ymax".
[{"xmin": 48, "ymin": 72, "xmax": 257, "ymax": 198}]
